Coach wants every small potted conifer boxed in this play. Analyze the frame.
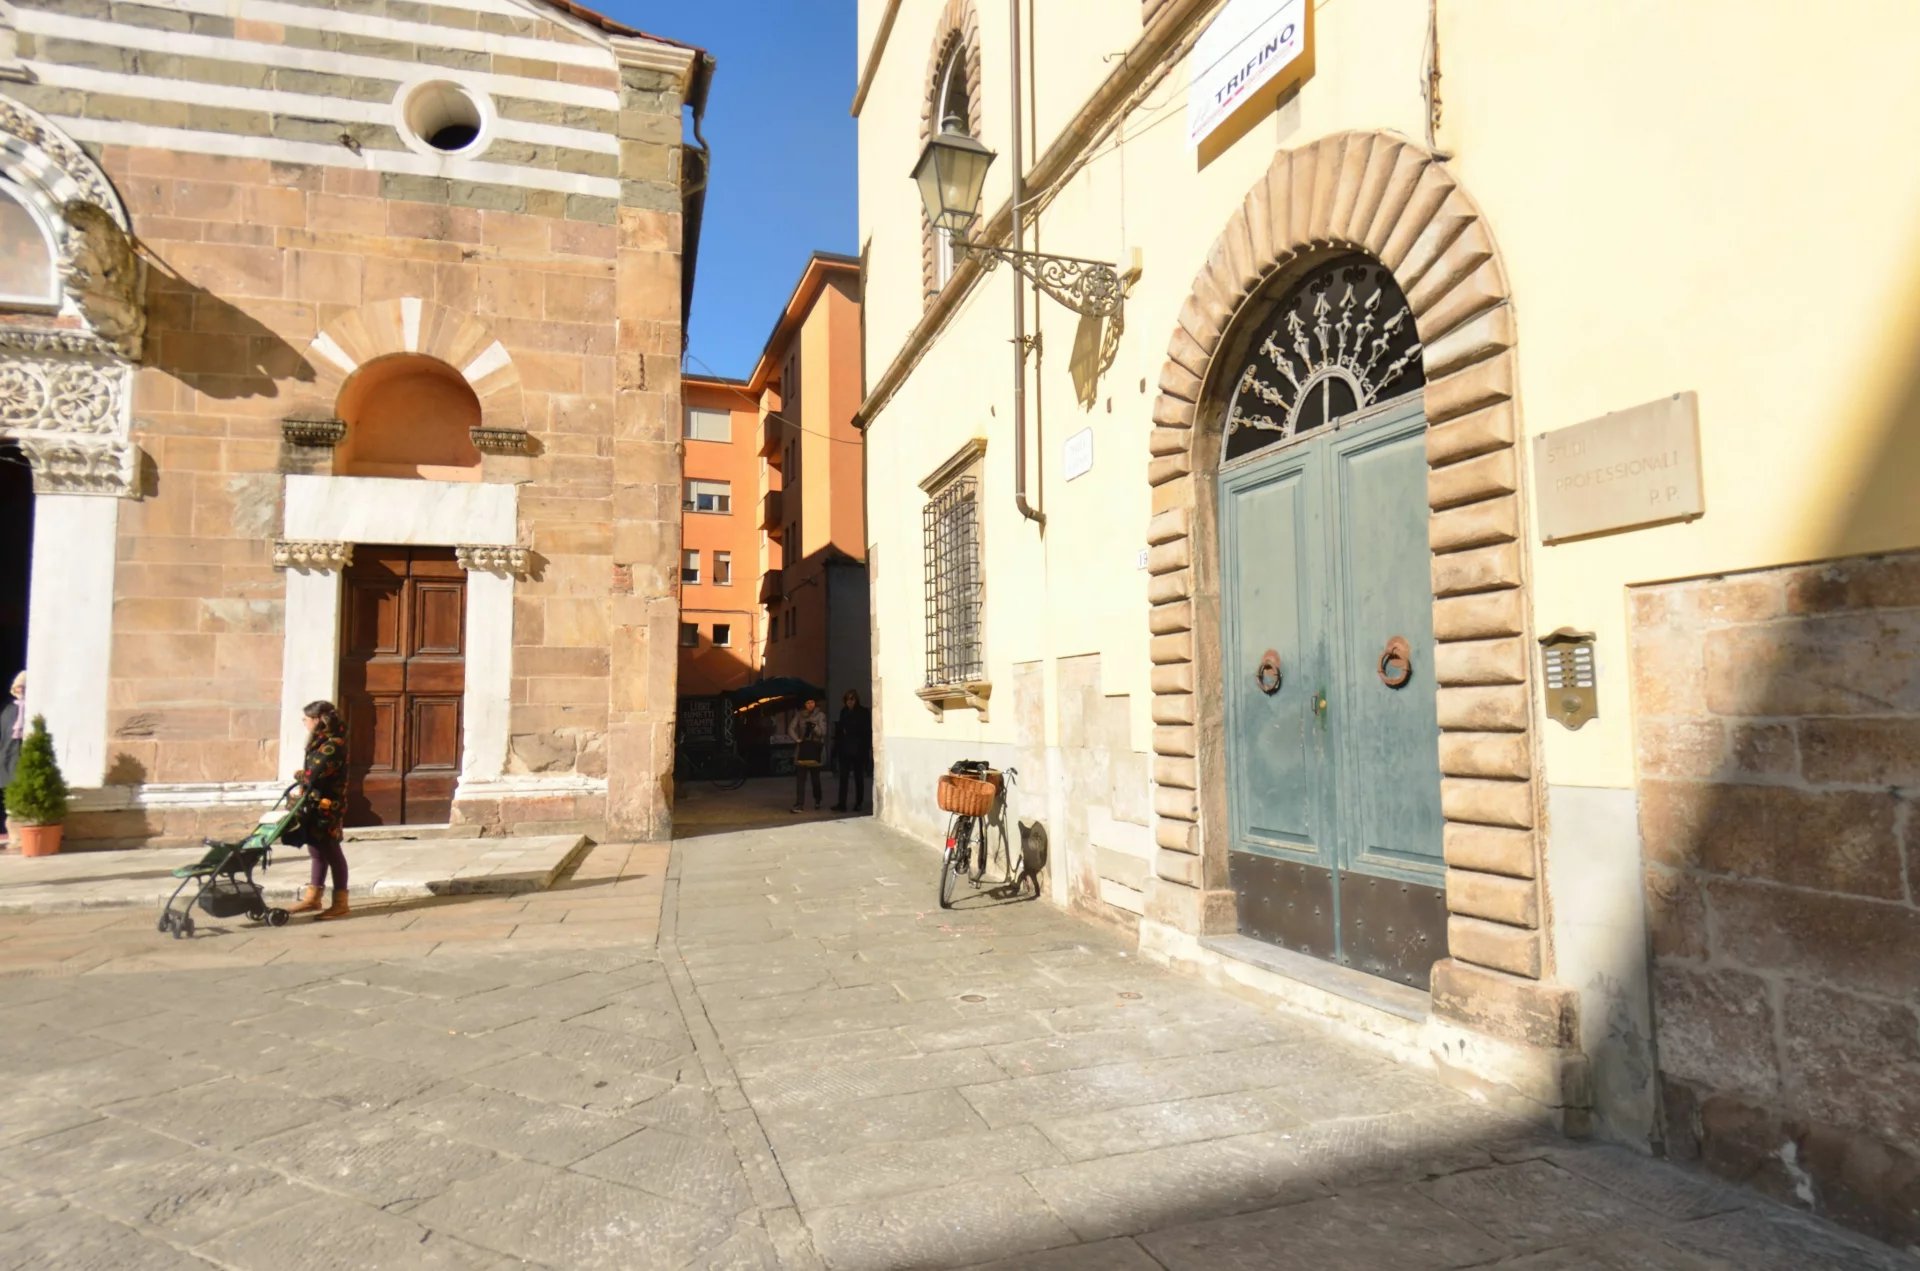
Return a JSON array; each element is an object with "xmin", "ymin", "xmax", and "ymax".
[{"xmin": 6, "ymin": 715, "xmax": 68, "ymax": 857}]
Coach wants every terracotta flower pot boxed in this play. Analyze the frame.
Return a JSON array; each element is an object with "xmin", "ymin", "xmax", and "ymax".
[{"xmin": 15, "ymin": 823, "xmax": 61, "ymax": 857}]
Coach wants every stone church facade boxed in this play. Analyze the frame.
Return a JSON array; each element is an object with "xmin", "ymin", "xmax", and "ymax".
[{"xmin": 0, "ymin": 0, "xmax": 708, "ymax": 845}]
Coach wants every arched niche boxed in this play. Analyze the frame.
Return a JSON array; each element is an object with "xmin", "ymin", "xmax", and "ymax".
[{"xmin": 335, "ymin": 353, "xmax": 484, "ymax": 482}]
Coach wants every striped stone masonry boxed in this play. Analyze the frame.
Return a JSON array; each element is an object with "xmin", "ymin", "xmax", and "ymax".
[{"xmin": 1145, "ymin": 131, "xmax": 1547, "ymax": 987}]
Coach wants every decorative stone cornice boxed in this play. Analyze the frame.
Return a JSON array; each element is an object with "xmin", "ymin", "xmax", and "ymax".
[
  {"xmin": 468, "ymin": 426, "xmax": 531, "ymax": 456},
  {"xmin": 455, "ymin": 544, "xmax": 530, "ymax": 576},
  {"xmin": 0, "ymin": 327, "xmax": 113, "ymax": 358},
  {"xmin": 272, "ymin": 540, "xmax": 353, "ymax": 572},
  {"xmin": 610, "ymin": 37, "xmax": 699, "ymax": 96},
  {"xmin": 17, "ymin": 435, "xmax": 137, "ymax": 497},
  {"xmin": 281, "ymin": 413, "xmax": 345, "ymax": 448}
]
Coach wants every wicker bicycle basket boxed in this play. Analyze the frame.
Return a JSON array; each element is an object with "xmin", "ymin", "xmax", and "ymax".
[{"xmin": 936, "ymin": 772, "xmax": 1001, "ymax": 817}]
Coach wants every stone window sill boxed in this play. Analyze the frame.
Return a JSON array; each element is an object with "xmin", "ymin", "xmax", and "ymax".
[{"xmin": 918, "ymin": 681, "xmax": 990, "ymax": 720}]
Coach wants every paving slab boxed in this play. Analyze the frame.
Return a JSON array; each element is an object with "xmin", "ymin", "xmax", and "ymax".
[{"xmin": 0, "ymin": 834, "xmax": 590, "ymax": 913}]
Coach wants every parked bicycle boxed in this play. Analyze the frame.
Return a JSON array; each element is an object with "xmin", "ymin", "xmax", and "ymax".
[
  {"xmin": 935, "ymin": 759, "xmax": 1027, "ymax": 908},
  {"xmin": 676, "ymin": 740, "xmax": 748, "ymax": 791}
]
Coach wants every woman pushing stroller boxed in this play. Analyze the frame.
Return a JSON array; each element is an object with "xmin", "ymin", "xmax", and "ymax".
[{"xmin": 286, "ymin": 700, "xmax": 351, "ymax": 920}]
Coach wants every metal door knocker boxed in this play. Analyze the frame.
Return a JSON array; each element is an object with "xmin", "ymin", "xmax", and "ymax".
[
  {"xmin": 1377, "ymin": 636, "xmax": 1412, "ymax": 689},
  {"xmin": 1255, "ymin": 649, "xmax": 1282, "ymax": 695}
]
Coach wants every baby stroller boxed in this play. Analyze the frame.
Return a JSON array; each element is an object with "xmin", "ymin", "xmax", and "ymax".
[{"xmin": 156, "ymin": 784, "xmax": 308, "ymax": 938}]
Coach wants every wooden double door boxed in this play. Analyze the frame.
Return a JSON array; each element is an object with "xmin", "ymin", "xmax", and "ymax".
[
  {"xmin": 1219, "ymin": 396, "xmax": 1449, "ymax": 988},
  {"xmin": 339, "ymin": 547, "xmax": 465, "ymax": 827}
]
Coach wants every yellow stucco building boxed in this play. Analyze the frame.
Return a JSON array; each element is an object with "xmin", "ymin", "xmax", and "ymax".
[{"xmin": 856, "ymin": 0, "xmax": 1920, "ymax": 1243}]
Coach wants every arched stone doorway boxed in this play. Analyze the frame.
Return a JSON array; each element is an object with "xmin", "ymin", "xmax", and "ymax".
[{"xmin": 1144, "ymin": 132, "xmax": 1552, "ymax": 1023}]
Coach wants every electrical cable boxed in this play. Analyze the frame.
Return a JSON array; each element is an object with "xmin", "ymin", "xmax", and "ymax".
[{"xmin": 681, "ymin": 351, "xmax": 866, "ymax": 447}]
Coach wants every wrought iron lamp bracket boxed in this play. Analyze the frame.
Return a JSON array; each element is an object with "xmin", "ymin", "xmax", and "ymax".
[{"xmin": 956, "ymin": 240, "xmax": 1123, "ymax": 318}]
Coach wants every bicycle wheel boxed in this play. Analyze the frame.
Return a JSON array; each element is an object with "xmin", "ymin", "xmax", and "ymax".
[
  {"xmin": 938, "ymin": 814, "xmax": 970, "ymax": 910},
  {"xmin": 709, "ymin": 752, "xmax": 748, "ymax": 791}
]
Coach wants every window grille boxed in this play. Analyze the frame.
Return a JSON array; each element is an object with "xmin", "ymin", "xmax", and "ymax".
[{"xmin": 923, "ymin": 475, "xmax": 983, "ymax": 687}]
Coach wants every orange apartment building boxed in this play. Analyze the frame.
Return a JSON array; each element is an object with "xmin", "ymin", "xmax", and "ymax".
[{"xmin": 678, "ymin": 253, "xmax": 868, "ymax": 756}]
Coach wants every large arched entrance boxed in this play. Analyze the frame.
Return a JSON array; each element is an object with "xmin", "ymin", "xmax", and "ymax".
[
  {"xmin": 1215, "ymin": 254, "xmax": 1447, "ymax": 988},
  {"xmin": 1145, "ymin": 131, "xmax": 1553, "ymax": 1013}
]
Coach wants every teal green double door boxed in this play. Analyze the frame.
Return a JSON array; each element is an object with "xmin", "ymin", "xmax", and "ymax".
[{"xmin": 1219, "ymin": 397, "xmax": 1449, "ymax": 988}]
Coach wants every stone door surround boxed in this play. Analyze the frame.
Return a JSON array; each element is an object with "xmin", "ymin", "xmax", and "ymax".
[{"xmin": 1144, "ymin": 131, "xmax": 1568, "ymax": 1045}]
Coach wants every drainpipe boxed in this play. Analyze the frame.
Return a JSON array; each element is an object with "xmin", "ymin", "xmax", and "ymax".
[{"xmin": 1008, "ymin": 0, "xmax": 1043, "ymax": 526}]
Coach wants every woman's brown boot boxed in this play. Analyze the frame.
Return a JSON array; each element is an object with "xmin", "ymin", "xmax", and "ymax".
[
  {"xmin": 314, "ymin": 888, "xmax": 350, "ymax": 921},
  {"xmin": 286, "ymin": 885, "xmax": 324, "ymax": 914}
]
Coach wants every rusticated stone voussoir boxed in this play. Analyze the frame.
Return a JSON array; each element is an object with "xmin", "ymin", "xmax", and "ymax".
[{"xmin": 1145, "ymin": 130, "xmax": 1542, "ymax": 990}]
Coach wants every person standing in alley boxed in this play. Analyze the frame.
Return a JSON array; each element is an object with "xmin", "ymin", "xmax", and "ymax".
[
  {"xmin": 830, "ymin": 690, "xmax": 872, "ymax": 813},
  {"xmin": 286, "ymin": 700, "xmax": 352, "ymax": 919},
  {"xmin": 789, "ymin": 697, "xmax": 827, "ymax": 813},
  {"xmin": 0, "ymin": 673, "xmax": 23, "ymax": 848}
]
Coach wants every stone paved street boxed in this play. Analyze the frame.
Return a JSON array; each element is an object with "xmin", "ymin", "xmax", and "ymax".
[{"xmin": 0, "ymin": 786, "xmax": 1911, "ymax": 1270}]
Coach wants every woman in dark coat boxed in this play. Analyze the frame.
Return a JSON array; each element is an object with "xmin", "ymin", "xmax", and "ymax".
[
  {"xmin": 831, "ymin": 690, "xmax": 873, "ymax": 813},
  {"xmin": 0, "ymin": 672, "xmax": 23, "ymax": 844},
  {"xmin": 286, "ymin": 700, "xmax": 351, "ymax": 920}
]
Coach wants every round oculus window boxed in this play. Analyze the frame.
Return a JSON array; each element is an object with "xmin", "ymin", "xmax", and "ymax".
[{"xmin": 399, "ymin": 80, "xmax": 489, "ymax": 155}]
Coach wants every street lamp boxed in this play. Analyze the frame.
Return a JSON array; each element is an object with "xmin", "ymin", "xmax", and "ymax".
[{"xmin": 910, "ymin": 121, "xmax": 1124, "ymax": 319}]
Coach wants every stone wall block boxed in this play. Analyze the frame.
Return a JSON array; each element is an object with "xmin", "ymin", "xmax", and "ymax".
[
  {"xmin": 1361, "ymin": 142, "xmax": 1432, "ymax": 257},
  {"xmin": 1326, "ymin": 132, "xmax": 1378, "ymax": 243},
  {"xmin": 1152, "ymin": 692, "xmax": 1195, "ymax": 725},
  {"xmin": 1151, "ymin": 394, "xmax": 1196, "ymax": 428},
  {"xmin": 1430, "ymin": 958, "xmax": 1578, "ymax": 1049},
  {"xmin": 1150, "ymin": 426, "xmax": 1190, "ymax": 458},
  {"xmin": 1261, "ymin": 150, "xmax": 1296, "ymax": 254},
  {"xmin": 1640, "ymin": 780, "xmax": 1903, "ymax": 900},
  {"xmin": 1444, "ymin": 822, "xmax": 1537, "ymax": 879},
  {"xmin": 1151, "ymin": 662, "xmax": 1195, "ymax": 694},
  {"xmin": 1433, "ymin": 589, "xmax": 1525, "ymax": 640},
  {"xmin": 1148, "ymin": 600, "xmax": 1194, "ymax": 636},
  {"xmin": 1147, "ymin": 536, "xmax": 1192, "ymax": 575},
  {"xmin": 1402, "ymin": 214, "xmax": 1490, "ymax": 314},
  {"xmin": 1242, "ymin": 179, "xmax": 1276, "ymax": 281},
  {"xmin": 1430, "ymin": 493, "xmax": 1520, "ymax": 552},
  {"xmin": 1147, "ymin": 452, "xmax": 1193, "ymax": 488},
  {"xmin": 1153, "ymin": 754, "xmax": 1199, "ymax": 790},
  {"xmin": 1341, "ymin": 134, "xmax": 1402, "ymax": 242},
  {"xmin": 1428, "ymin": 447, "xmax": 1519, "ymax": 511},
  {"xmin": 1638, "ymin": 718, "xmax": 1730, "ymax": 780},
  {"xmin": 1802, "ymin": 718, "xmax": 1920, "ymax": 787},
  {"xmin": 1153, "ymin": 725, "xmax": 1197, "ymax": 758},
  {"xmin": 1211, "ymin": 204, "xmax": 1258, "ymax": 298},
  {"xmin": 1433, "ymin": 636, "xmax": 1528, "ymax": 687},
  {"xmin": 1154, "ymin": 784, "xmax": 1199, "ymax": 822},
  {"xmin": 1436, "ymin": 685, "xmax": 1530, "ymax": 732},
  {"xmin": 1432, "ymin": 542, "xmax": 1523, "ymax": 598},
  {"xmin": 1438, "ymin": 731, "xmax": 1532, "ymax": 779},
  {"xmin": 1442, "ymin": 776, "xmax": 1535, "ymax": 829},
  {"xmin": 1152, "ymin": 474, "xmax": 1197, "ymax": 515},
  {"xmin": 1378, "ymin": 163, "xmax": 1456, "ymax": 271},
  {"xmin": 1650, "ymin": 963, "xmax": 1781, "ymax": 1094},
  {"xmin": 1423, "ymin": 306, "xmax": 1517, "ymax": 382},
  {"xmin": 1423, "ymin": 351, "xmax": 1515, "ymax": 425},
  {"xmin": 1156, "ymin": 848, "xmax": 1202, "ymax": 887},
  {"xmin": 1705, "ymin": 879, "xmax": 1920, "ymax": 1004},
  {"xmin": 1159, "ymin": 318, "xmax": 1205, "ymax": 387},
  {"xmin": 1158, "ymin": 347, "xmax": 1203, "ymax": 404},
  {"xmin": 1448, "ymin": 914, "xmax": 1543, "ymax": 979},
  {"xmin": 1415, "ymin": 258, "xmax": 1507, "ymax": 347},
  {"xmin": 1147, "ymin": 569, "xmax": 1193, "ymax": 606},
  {"xmin": 1304, "ymin": 134, "xmax": 1347, "ymax": 242},
  {"xmin": 1287, "ymin": 137, "xmax": 1318, "ymax": 249},
  {"xmin": 1705, "ymin": 615, "xmax": 1920, "ymax": 719},
  {"xmin": 1150, "ymin": 632, "xmax": 1194, "ymax": 666},
  {"xmin": 1446, "ymin": 868, "xmax": 1539, "ymax": 928},
  {"xmin": 1147, "ymin": 507, "xmax": 1191, "ymax": 545},
  {"xmin": 1156, "ymin": 817, "xmax": 1199, "ymax": 853},
  {"xmin": 1176, "ymin": 292, "xmax": 1225, "ymax": 360}
]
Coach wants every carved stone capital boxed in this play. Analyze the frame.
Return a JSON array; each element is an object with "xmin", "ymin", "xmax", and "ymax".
[
  {"xmin": 469, "ymin": 426, "xmax": 531, "ymax": 455},
  {"xmin": 281, "ymin": 414, "xmax": 346, "ymax": 448},
  {"xmin": 0, "ymin": 352, "xmax": 123, "ymax": 437},
  {"xmin": 456, "ymin": 544, "xmax": 530, "ymax": 576},
  {"xmin": 272, "ymin": 540, "xmax": 353, "ymax": 572},
  {"xmin": 17, "ymin": 434, "xmax": 138, "ymax": 497}
]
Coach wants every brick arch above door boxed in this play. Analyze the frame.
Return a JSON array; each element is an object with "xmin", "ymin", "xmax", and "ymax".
[
  {"xmin": 1144, "ymin": 131, "xmax": 1554, "ymax": 1012},
  {"xmin": 301, "ymin": 296, "xmax": 526, "ymax": 433}
]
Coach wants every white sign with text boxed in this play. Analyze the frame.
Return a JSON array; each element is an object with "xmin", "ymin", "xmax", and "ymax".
[
  {"xmin": 1188, "ymin": 0, "xmax": 1308, "ymax": 148},
  {"xmin": 1064, "ymin": 427, "xmax": 1094, "ymax": 482}
]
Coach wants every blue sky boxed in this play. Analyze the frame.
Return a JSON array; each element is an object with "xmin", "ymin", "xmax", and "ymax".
[{"xmin": 609, "ymin": 1, "xmax": 859, "ymax": 381}]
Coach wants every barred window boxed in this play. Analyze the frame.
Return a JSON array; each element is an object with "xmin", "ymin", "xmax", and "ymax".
[{"xmin": 923, "ymin": 475, "xmax": 983, "ymax": 687}]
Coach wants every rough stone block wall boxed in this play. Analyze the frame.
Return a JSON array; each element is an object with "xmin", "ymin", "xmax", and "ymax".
[{"xmin": 1630, "ymin": 550, "xmax": 1920, "ymax": 1246}]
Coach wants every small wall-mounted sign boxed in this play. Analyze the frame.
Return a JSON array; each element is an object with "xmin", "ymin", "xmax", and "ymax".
[
  {"xmin": 1064, "ymin": 427, "xmax": 1094, "ymax": 482},
  {"xmin": 1539, "ymin": 628, "xmax": 1598, "ymax": 730},
  {"xmin": 1187, "ymin": 0, "xmax": 1313, "ymax": 151},
  {"xmin": 1534, "ymin": 392, "xmax": 1704, "ymax": 544}
]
